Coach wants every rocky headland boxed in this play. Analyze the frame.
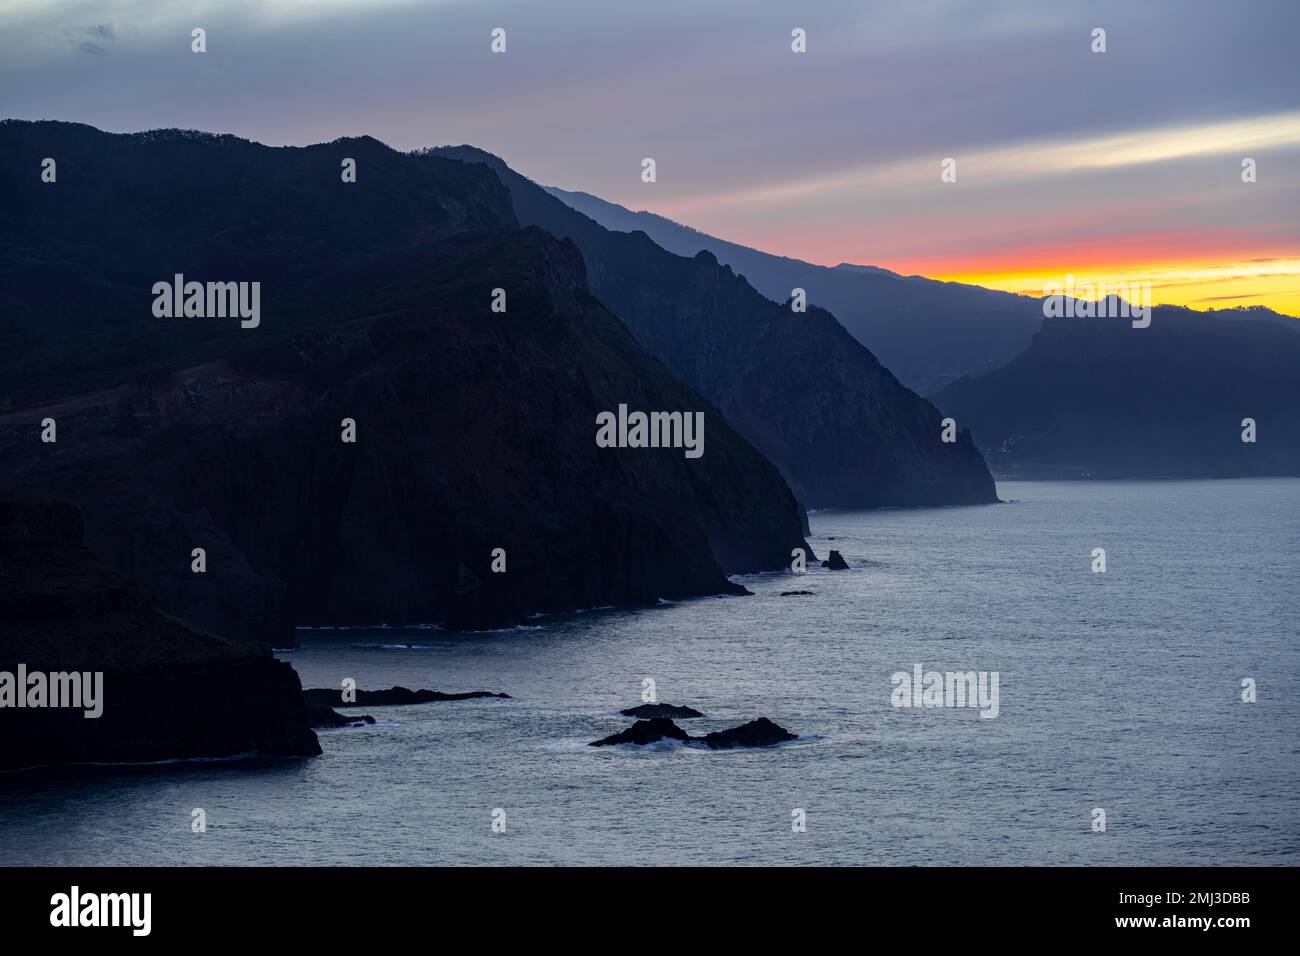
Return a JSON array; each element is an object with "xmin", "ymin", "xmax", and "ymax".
[{"xmin": 0, "ymin": 494, "xmax": 320, "ymax": 771}]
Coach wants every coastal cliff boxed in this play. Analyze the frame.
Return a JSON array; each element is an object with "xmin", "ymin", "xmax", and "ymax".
[
  {"xmin": 0, "ymin": 122, "xmax": 811, "ymax": 645},
  {"xmin": 0, "ymin": 494, "xmax": 320, "ymax": 771},
  {"xmin": 0, "ymin": 229, "xmax": 811, "ymax": 644}
]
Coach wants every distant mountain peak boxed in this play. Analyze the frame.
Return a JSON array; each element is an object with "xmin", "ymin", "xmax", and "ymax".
[
  {"xmin": 830, "ymin": 262, "xmax": 896, "ymax": 276},
  {"xmin": 415, "ymin": 143, "xmax": 508, "ymax": 168}
]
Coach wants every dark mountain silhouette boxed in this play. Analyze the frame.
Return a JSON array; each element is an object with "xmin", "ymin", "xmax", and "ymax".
[
  {"xmin": 934, "ymin": 305, "xmax": 1300, "ymax": 478},
  {"xmin": 0, "ymin": 494, "xmax": 319, "ymax": 770},
  {"xmin": 0, "ymin": 119, "xmax": 513, "ymax": 406},
  {"xmin": 0, "ymin": 121, "xmax": 810, "ymax": 645},
  {"xmin": 544, "ymin": 186, "xmax": 1046, "ymax": 395},
  {"xmin": 432, "ymin": 147, "xmax": 997, "ymax": 509}
]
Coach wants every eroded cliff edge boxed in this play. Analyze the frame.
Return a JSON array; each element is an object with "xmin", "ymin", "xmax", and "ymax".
[
  {"xmin": 0, "ymin": 494, "xmax": 320, "ymax": 771},
  {"xmin": 0, "ymin": 230, "xmax": 811, "ymax": 645}
]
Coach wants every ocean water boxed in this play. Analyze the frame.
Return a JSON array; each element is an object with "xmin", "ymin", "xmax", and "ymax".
[{"xmin": 2, "ymin": 479, "xmax": 1297, "ymax": 866}]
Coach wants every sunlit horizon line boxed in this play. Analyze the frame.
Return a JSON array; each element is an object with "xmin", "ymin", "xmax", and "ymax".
[
  {"xmin": 926, "ymin": 284, "xmax": 1300, "ymax": 317},
  {"xmin": 925, "ymin": 257, "xmax": 1300, "ymax": 283},
  {"xmin": 633, "ymin": 203, "xmax": 1300, "ymax": 316},
  {"xmin": 677, "ymin": 216, "xmax": 1300, "ymax": 315},
  {"xmin": 926, "ymin": 259, "xmax": 1300, "ymax": 317}
]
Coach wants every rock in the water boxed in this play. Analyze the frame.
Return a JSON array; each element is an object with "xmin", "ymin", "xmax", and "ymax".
[
  {"xmin": 619, "ymin": 703, "xmax": 704, "ymax": 719},
  {"xmin": 306, "ymin": 705, "xmax": 376, "ymax": 729},
  {"xmin": 0, "ymin": 494, "xmax": 320, "ymax": 771},
  {"xmin": 590, "ymin": 715, "xmax": 798, "ymax": 749},
  {"xmin": 590, "ymin": 718, "xmax": 692, "ymax": 747},
  {"xmin": 303, "ymin": 687, "xmax": 509, "ymax": 708},
  {"xmin": 821, "ymin": 550, "xmax": 850, "ymax": 570},
  {"xmin": 780, "ymin": 590, "xmax": 814, "ymax": 596},
  {"xmin": 699, "ymin": 717, "xmax": 797, "ymax": 750}
]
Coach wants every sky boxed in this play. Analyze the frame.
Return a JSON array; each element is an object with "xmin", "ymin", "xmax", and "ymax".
[{"xmin": 3, "ymin": 0, "xmax": 1298, "ymax": 315}]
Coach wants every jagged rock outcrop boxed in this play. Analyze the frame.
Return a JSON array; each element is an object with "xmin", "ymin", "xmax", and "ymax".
[
  {"xmin": 307, "ymin": 705, "xmax": 376, "ymax": 729},
  {"xmin": 821, "ymin": 550, "xmax": 850, "ymax": 570},
  {"xmin": 590, "ymin": 718, "xmax": 693, "ymax": 747},
  {"xmin": 0, "ymin": 494, "xmax": 320, "ymax": 771},
  {"xmin": 590, "ymin": 715, "xmax": 798, "ymax": 749},
  {"xmin": 619, "ymin": 703, "xmax": 703, "ymax": 719},
  {"xmin": 431, "ymin": 146, "xmax": 999, "ymax": 509},
  {"xmin": 698, "ymin": 717, "xmax": 797, "ymax": 750},
  {"xmin": 303, "ymin": 687, "xmax": 510, "ymax": 707}
]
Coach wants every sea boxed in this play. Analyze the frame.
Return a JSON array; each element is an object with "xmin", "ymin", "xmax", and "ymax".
[{"xmin": 2, "ymin": 480, "xmax": 1296, "ymax": 866}]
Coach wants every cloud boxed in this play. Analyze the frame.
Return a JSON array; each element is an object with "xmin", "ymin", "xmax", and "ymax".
[
  {"xmin": 1195, "ymin": 290, "xmax": 1300, "ymax": 302},
  {"xmin": 0, "ymin": 0, "xmax": 1295, "ymax": 313},
  {"xmin": 652, "ymin": 112, "xmax": 1300, "ymax": 219},
  {"xmin": 61, "ymin": 22, "xmax": 117, "ymax": 55}
]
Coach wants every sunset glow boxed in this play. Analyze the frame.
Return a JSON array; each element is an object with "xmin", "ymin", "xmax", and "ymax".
[
  {"xmin": 3, "ymin": 0, "xmax": 1297, "ymax": 317},
  {"xmin": 929, "ymin": 258, "xmax": 1300, "ymax": 317},
  {"xmin": 642, "ymin": 111, "xmax": 1300, "ymax": 318}
]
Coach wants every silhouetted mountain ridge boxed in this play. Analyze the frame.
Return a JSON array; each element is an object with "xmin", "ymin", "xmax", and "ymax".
[
  {"xmin": 934, "ymin": 306, "xmax": 1300, "ymax": 478},
  {"xmin": 434, "ymin": 146, "xmax": 997, "ymax": 509},
  {"xmin": 0, "ymin": 119, "xmax": 515, "ymax": 405},
  {"xmin": 544, "ymin": 184, "xmax": 1047, "ymax": 395}
]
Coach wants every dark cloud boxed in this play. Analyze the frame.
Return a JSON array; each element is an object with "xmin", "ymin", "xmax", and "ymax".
[{"xmin": 61, "ymin": 21, "xmax": 115, "ymax": 55}]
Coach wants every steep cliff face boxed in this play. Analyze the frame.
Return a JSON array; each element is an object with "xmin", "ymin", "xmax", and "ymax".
[
  {"xmin": 429, "ymin": 147, "xmax": 998, "ymax": 509},
  {"xmin": 935, "ymin": 308, "xmax": 1300, "ymax": 478},
  {"xmin": 0, "ymin": 122, "xmax": 811, "ymax": 645},
  {"xmin": 0, "ymin": 495, "xmax": 320, "ymax": 771},
  {"xmin": 0, "ymin": 230, "xmax": 811, "ymax": 645}
]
